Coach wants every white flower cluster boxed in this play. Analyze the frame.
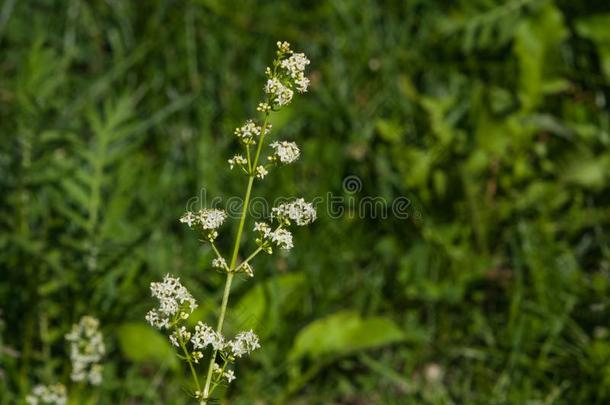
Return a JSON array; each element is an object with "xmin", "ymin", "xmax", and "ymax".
[
  {"xmin": 228, "ymin": 330, "xmax": 261, "ymax": 358},
  {"xmin": 146, "ymin": 274, "xmax": 197, "ymax": 329},
  {"xmin": 253, "ymin": 222, "xmax": 294, "ymax": 251},
  {"xmin": 65, "ymin": 316, "xmax": 105, "ymax": 385},
  {"xmin": 234, "ymin": 120, "xmax": 271, "ymax": 145},
  {"xmin": 180, "ymin": 208, "xmax": 227, "ymax": 241},
  {"xmin": 191, "ymin": 322, "xmax": 225, "ymax": 351},
  {"xmin": 241, "ymin": 262, "xmax": 254, "ymax": 277},
  {"xmin": 272, "ymin": 198, "xmax": 317, "ymax": 226},
  {"xmin": 169, "ymin": 326, "xmax": 188, "ymax": 346},
  {"xmin": 25, "ymin": 384, "xmax": 67, "ymax": 405},
  {"xmin": 263, "ymin": 42, "xmax": 310, "ymax": 108},
  {"xmin": 212, "ymin": 257, "xmax": 227, "ymax": 269},
  {"xmin": 255, "ymin": 165, "xmax": 268, "ymax": 179},
  {"xmin": 228, "ymin": 154, "xmax": 247, "ymax": 170},
  {"xmin": 270, "ymin": 228, "xmax": 293, "ymax": 250},
  {"xmin": 264, "ymin": 78, "xmax": 293, "ymax": 107},
  {"xmin": 180, "ymin": 209, "xmax": 227, "ymax": 230},
  {"xmin": 280, "ymin": 53, "xmax": 310, "ymax": 92},
  {"xmin": 269, "ymin": 141, "xmax": 300, "ymax": 164},
  {"xmin": 190, "ymin": 323, "xmax": 260, "ymax": 360},
  {"xmin": 209, "ymin": 363, "xmax": 236, "ymax": 384}
]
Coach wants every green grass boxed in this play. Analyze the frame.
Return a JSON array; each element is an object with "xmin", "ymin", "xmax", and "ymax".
[{"xmin": 1, "ymin": 0, "xmax": 610, "ymax": 403}]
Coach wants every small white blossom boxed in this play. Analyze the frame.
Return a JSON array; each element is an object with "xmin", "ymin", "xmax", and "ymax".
[
  {"xmin": 212, "ymin": 257, "xmax": 227, "ymax": 269},
  {"xmin": 191, "ymin": 322, "xmax": 225, "ymax": 351},
  {"xmin": 269, "ymin": 141, "xmax": 300, "ymax": 164},
  {"xmin": 179, "ymin": 211, "xmax": 196, "ymax": 227},
  {"xmin": 294, "ymin": 75, "xmax": 310, "ymax": 93},
  {"xmin": 192, "ymin": 351, "xmax": 203, "ymax": 363},
  {"xmin": 264, "ymin": 78, "xmax": 293, "ymax": 106},
  {"xmin": 254, "ymin": 222, "xmax": 271, "ymax": 234},
  {"xmin": 170, "ymin": 326, "xmax": 191, "ymax": 348},
  {"xmin": 65, "ymin": 316, "xmax": 105, "ymax": 386},
  {"xmin": 280, "ymin": 53, "xmax": 310, "ymax": 78},
  {"xmin": 270, "ymin": 228, "xmax": 293, "ymax": 250},
  {"xmin": 196, "ymin": 209, "xmax": 227, "ymax": 230},
  {"xmin": 228, "ymin": 154, "xmax": 247, "ymax": 170},
  {"xmin": 272, "ymin": 198, "xmax": 317, "ymax": 226},
  {"xmin": 257, "ymin": 102, "xmax": 271, "ymax": 112},
  {"xmin": 146, "ymin": 275, "xmax": 197, "ymax": 329},
  {"xmin": 277, "ymin": 41, "xmax": 292, "ymax": 54},
  {"xmin": 228, "ymin": 330, "xmax": 261, "ymax": 358},
  {"xmin": 224, "ymin": 369, "xmax": 236, "ymax": 383},
  {"xmin": 255, "ymin": 165, "xmax": 268, "ymax": 179},
  {"xmin": 180, "ymin": 209, "xmax": 227, "ymax": 230},
  {"xmin": 241, "ymin": 262, "xmax": 254, "ymax": 277},
  {"xmin": 234, "ymin": 120, "xmax": 270, "ymax": 144},
  {"xmin": 26, "ymin": 384, "xmax": 67, "ymax": 405}
]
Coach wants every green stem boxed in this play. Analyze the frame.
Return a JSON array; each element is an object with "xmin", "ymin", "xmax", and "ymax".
[
  {"xmin": 179, "ymin": 335, "xmax": 201, "ymax": 395},
  {"xmin": 234, "ymin": 246, "xmax": 264, "ymax": 272},
  {"xmin": 210, "ymin": 241, "xmax": 230, "ymax": 272},
  {"xmin": 202, "ymin": 111, "xmax": 271, "ymax": 403}
]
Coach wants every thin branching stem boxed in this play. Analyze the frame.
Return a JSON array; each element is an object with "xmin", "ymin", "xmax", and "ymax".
[{"xmin": 202, "ymin": 111, "xmax": 271, "ymax": 402}]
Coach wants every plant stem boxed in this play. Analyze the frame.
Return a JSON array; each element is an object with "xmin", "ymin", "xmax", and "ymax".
[
  {"xmin": 234, "ymin": 246, "xmax": 263, "ymax": 272},
  {"xmin": 178, "ymin": 335, "xmax": 201, "ymax": 399},
  {"xmin": 201, "ymin": 111, "xmax": 271, "ymax": 403}
]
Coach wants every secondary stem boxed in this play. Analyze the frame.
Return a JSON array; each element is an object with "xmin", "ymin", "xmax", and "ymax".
[{"xmin": 178, "ymin": 335, "xmax": 201, "ymax": 401}]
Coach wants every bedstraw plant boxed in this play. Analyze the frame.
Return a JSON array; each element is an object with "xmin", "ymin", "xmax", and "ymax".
[{"xmin": 145, "ymin": 41, "xmax": 315, "ymax": 404}]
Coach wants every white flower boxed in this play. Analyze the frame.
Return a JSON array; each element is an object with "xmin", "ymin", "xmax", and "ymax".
[
  {"xmin": 271, "ymin": 198, "xmax": 317, "ymax": 226},
  {"xmin": 180, "ymin": 209, "xmax": 227, "ymax": 230},
  {"xmin": 280, "ymin": 53, "xmax": 310, "ymax": 80},
  {"xmin": 294, "ymin": 75, "xmax": 310, "ymax": 93},
  {"xmin": 228, "ymin": 330, "xmax": 261, "ymax": 358},
  {"xmin": 254, "ymin": 222, "xmax": 271, "ymax": 234},
  {"xmin": 179, "ymin": 211, "xmax": 196, "ymax": 227},
  {"xmin": 277, "ymin": 41, "xmax": 292, "ymax": 54},
  {"xmin": 196, "ymin": 209, "xmax": 227, "ymax": 230},
  {"xmin": 264, "ymin": 78, "xmax": 293, "ymax": 106},
  {"xmin": 191, "ymin": 322, "xmax": 225, "ymax": 351},
  {"xmin": 255, "ymin": 165, "xmax": 268, "ymax": 179},
  {"xmin": 65, "ymin": 316, "xmax": 105, "ymax": 386},
  {"xmin": 224, "ymin": 369, "xmax": 236, "ymax": 383},
  {"xmin": 257, "ymin": 102, "xmax": 271, "ymax": 112},
  {"xmin": 278, "ymin": 52, "xmax": 310, "ymax": 92},
  {"xmin": 241, "ymin": 262, "xmax": 254, "ymax": 277},
  {"xmin": 170, "ymin": 326, "xmax": 191, "ymax": 348},
  {"xmin": 146, "ymin": 274, "xmax": 197, "ymax": 329},
  {"xmin": 228, "ymin": 154, "xmax": 247, "ymax": 169},
  {"xmin": 212, "ymin": 257, "xmax": 227, "ymax": 269},
  {"xmin": 234, "ymin": 120, "xmax": 271, "ymax": 144},
  {"xmin": 269, "ymin": 141, "xmax": 300, "ymax": 164},
  {"xmin": 26, "ymin": 384, "xmax": 67, "ymax": 405},
  {"xmin": 169, "ymin": 334, "xmax": 179, "ymax": 347},
  {"xmin": 192, "ymin": 351, "xmax": 203, "ymax": 363},
  {"xmin": 270, "ymin": 228, "xmax": 293, "ymax": 250}
]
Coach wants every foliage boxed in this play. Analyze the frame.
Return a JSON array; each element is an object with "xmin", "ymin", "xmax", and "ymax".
[{"xmin": 1, "ymin": 0, "xmax": 609, "ymax": 403}]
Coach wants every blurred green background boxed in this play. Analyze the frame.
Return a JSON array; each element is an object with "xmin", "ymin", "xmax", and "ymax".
[{"xmin": 2, "ymin": 0, "xmax": 610, "ymax": 403}]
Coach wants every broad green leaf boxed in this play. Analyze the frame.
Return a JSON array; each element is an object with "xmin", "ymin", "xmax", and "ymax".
[
  {"xmin": 289, "ymin": 311, "xmax": 405, "ymax": 361},
  {"xmin": 117, "ymin": 322, "xmax": 178, "ymax": 369},
  {"xmin": 228, "ymin": 272, "xmax": 306, "ymax": 336}
]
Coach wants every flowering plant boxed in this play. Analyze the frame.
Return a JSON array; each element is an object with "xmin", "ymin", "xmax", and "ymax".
[
  {"xmin": 25, "ymin": 316, "xmax": 105, "ymax": 405},
  {"xmin": 146, "ymin": 41, "xmax": 315, "ymax": 403}
]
